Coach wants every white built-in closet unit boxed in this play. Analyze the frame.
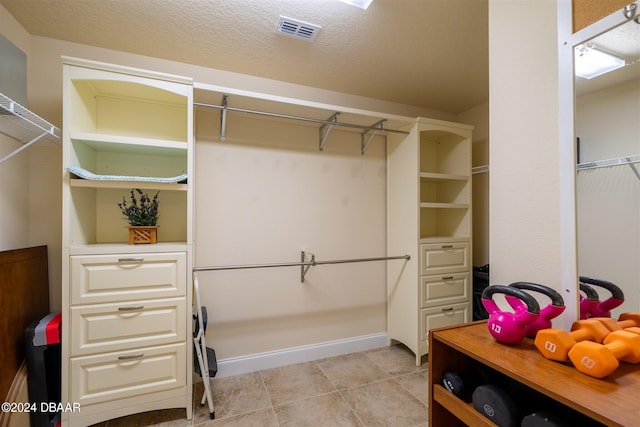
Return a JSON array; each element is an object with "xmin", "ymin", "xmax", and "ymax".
[
  {"xmin": 388, "ymin": 118, "xmax": 474, "ymax": 365},
  {"xmin": 61, "ymin": 57, "xmax": 194, "ymax": 426},
  {"xmin": 59, "ymin": 56, "xmax": 473, "ymax": 423}
]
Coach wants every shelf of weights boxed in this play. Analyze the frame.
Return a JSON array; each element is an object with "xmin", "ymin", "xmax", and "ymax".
[{"xmin": 429, "ymin": 321, "xmax": 640, "ymax": 427}]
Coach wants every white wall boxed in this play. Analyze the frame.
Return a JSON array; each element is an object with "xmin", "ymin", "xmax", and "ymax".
[
  {"xmin": 576, "ymin": 77, "xmax": 640, "ymax": 316},
  {"xmin": 0, "ymin": 135, "xmax": 29, "ymax": 251},
  {"xmin": 11, "ymin": 28, "xmax": 454, "ymax": 314},
  {"xmin": 458, "ymin": 102, "xmax": 490, "ymax": 266},
  {"xmin": 0, "ymin": 4, "xmax": 63, "ymax": 308},
  {"xmin": 194, "ymin": 111, "xmax": 389, "ymax": 358},
  {"xmin": 0, "ymin": 18, "xmax": 474, "ymax": 365},
  {"xmin": 577, "ymin": 79, "xmax": 640, "ymax": 162},
  {"xmin": 0, "ymin": 6, "xmax": 30, "ymax": 251},
  {"xmin": 1, "ymin": 2, "xmax": 492, "ymax": 366},
  {"xmin": 488, "ymin": 2, "xmax": 564, "ymax": 302}
]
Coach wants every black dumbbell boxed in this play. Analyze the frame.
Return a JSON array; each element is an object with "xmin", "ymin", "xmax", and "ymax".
[
  {"xmin": 441, "ymin": 365, "xmax": 492, "ymax": 399},
  {"xmin": 521, "ymin": 411, "xmax": 567, "ymax": 426},
  {"xmin": 473, "ymin": 384, "xmax": 521, "ymax": 427}
]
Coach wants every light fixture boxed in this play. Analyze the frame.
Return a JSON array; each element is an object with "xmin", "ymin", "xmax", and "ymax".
[
  {"xmin": 574, "ymin": 43, "xmax": 625, "ymax": 79},
  {"xmin": 338, "ymin": 0, "xmax": 373, "ymax": 10}
]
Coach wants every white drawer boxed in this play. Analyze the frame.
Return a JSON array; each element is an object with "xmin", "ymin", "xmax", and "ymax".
[
  {"xmin": 420, "ymin": 273, "xmax": 469, "ymax": 308},
  {"xmin": 70, "ymin": 252, "xmax": 186, "ymax": 304},
  {"xmin": 70, "ymin": 297, "xmax": 186, "ymax": 356},
  {"xmin": 420, "ymin": 242, "xmax": 469, "ymax": 275},
  {"xmin": 70, "ymin": 343, "xmax": 186, "ymax": 407},
  {"xmin": 419, "ymin": 303, "xmax": 470, "ymax": 343}
]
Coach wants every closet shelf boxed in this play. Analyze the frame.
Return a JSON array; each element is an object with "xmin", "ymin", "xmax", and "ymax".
[
  {"xmin": 420, "ymin": 172, "xmax": 469, "ymax": 182},
  {"xmin": 193, "ymin": 84, "xmax": 415, "ymax": 154},
  {"xmin": 196, "ymin": 97, "xmax": 410, "ymax": 153},
  {"xmin": 0, "ymin": 93, "xmax": 61, "ymax": 164},
  {"xmin": 69, "ymin": 179, "xmax": 187, "ymax": 191},
  {"xmin": 67, "ymin": 166, "xmax": 188, "ymax": 191},
  {"xmin": 66, "ymin": 166, "xmax": 187, "ymax": 183},
  {"xmin": 420, "ymin": 236, "xmax": 470, "ymax": 243},
  {"xmin": 577, "ymin": 154, "xmax": 640, "ymax": 170},
  {"xmin": 420, "ymin": 202, "xmax": 470, "ymax": 209},
  {"xmin": 70, "ymin": 132, "xmax": 188, "ymax": 154}
]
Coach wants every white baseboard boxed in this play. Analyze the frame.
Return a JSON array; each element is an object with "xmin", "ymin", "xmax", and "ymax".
[{"xmin": 214, "ymin": 332, "xmax": 388, "ymax": 378}]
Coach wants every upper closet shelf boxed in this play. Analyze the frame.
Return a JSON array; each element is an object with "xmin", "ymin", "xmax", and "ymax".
[
  {"xmin": 194, "ymin": 83, "xmax": 414, "ymax": 154},
  {"xmin": 0, "ymin": 93, "xmax": 61, "ymax": 165}
]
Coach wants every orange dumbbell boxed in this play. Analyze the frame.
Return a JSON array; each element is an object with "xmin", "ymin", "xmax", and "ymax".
[
  {"xmin": 619, "ymin": 312, "xmax": 640, "ymax": 327},
  {"xmin": 534, "ymin": 319, "xmax": 610, "ymax": 362},
  {"xmin": 568, "ymin": 330, "xmax": 640, "ymax": 378},
  {"xmin": 589, "ymin": 313, "xmax": 640, "ymax": 335}
]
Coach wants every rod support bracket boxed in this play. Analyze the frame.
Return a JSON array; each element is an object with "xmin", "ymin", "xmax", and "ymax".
[
  {"xmin": 319, "ymin": 113, "xmax": 340, "ymax": 151},
  {"xmin": 300, "ymin": 251, "xmax": 316, "ymax": 283},
  {"xmin": 220, "ymin": 94, "xmax": 229, "ymax": 142},
  {"xmin": 360, "ymin": 119, "xmax": 387, "ymax": 155}
]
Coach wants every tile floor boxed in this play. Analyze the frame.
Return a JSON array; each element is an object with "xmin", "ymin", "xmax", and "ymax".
[{"xmin": 96, "ymin": 344, "xmax": 429, "ymax": 426}]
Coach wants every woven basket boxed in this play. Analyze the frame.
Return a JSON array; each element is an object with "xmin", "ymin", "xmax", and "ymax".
[{"xmin": 128, "ymin": 226, "xmax": 158, "ymax": 244}]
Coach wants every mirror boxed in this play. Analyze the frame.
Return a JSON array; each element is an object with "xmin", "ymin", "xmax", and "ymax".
[{"xmin": 575, "ymin": 17, "xmax": 640, "ymax": 317}]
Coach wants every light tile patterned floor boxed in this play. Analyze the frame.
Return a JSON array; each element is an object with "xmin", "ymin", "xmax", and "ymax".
[{"xmin": 96, "ymin": 344, "xmax": 428, "ymax": 426}]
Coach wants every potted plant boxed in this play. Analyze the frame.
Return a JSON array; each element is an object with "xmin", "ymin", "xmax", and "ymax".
[{"xmin": 117, "ymin": 189, "xmax": 160, "ymax": 244}]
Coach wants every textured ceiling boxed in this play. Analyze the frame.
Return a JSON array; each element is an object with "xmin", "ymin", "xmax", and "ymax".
[{"xmin": 0, "ymin": 0, "xmax": 489, "ymax": 114}]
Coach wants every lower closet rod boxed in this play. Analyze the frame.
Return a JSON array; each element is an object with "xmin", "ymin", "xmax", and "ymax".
[{"xmin": 193, "ymin": 253, "xmax": 410, "ymax": 283}]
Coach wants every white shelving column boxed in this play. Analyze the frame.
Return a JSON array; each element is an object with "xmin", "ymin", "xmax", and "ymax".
[{"xmin": 61, "ymin": 57, "xmax": 194, "ymax": 427}]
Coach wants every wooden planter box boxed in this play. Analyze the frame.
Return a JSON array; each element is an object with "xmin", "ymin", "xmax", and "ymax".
[{"xmin": 128, "ymin": 226, "xmax": 158, "ymax": 244}]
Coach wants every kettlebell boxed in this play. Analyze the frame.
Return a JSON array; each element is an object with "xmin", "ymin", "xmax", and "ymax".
[
  {"xmin": 579, "ymin": 282, "xmax": 600, "ymax": 319},
  {"xmin": 481, "ymin": 285, "xmax": 540, "ymax": 344},
  {"xmin": 579, "ymin": 276, "xmax": 624, "ymax": 319},
  {"xmin": 506, "ymin": 282, "xmax": 565, "ymax": 338}
]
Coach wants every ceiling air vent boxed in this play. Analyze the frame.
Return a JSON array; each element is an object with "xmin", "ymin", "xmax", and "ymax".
[{"xmin": 276, "ymin": 16, "xmax": 321, "ymax": 42}]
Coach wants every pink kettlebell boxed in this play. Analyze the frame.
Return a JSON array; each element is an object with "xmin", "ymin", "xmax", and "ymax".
[
  {"xmin": 579, "ymin": 276, "xmax": 624, "ymax": 319},
  {"xmin": 505, "ymin": 282, "xmax": 565, "ymax": 338},
  {"xmin": 481, "ymin": 285, "xmax": 540, "ymax": 345},
  {"xmin": 579, "ymin": 282, "xmax": 600, "ymax": 319}
]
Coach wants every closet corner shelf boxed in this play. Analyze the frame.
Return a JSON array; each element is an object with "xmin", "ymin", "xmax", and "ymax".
[
  {"xmin": 67, "ymin": 166, "xmax": 188, "ymax": 191},
  {"xmin": 420, "ymin": 172, "xmax": 469, "ymax": 181},
  {"xmin": 70, "ymin": 132, "xmax": 188, "ymax": 153},
  {"xmin": 420, "ymin": 236, "xmax": 470, "ymax": 243},
  {"xmin": 68, "ymin": 242, "xmax": 189, "ymax": 256},
  {"xmin": 0, "ymin": 93, "xmax": 61, "ymax": 164},
  {"xmin": 69, "ymin": 179, "xmax": 188, "ymax": 191},
  {"xmin": 420, "ymin": 202, "xmax": 470, "ymax": 209}
]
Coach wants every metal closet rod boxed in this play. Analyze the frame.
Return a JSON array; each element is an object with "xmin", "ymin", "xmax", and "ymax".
[
  {"xmin": 193, "ymin": 101, "xmax": 411, "ymax": 135},
  {"xmin": 193, "ymin": 251, "xmax": 411, "ymax": 283}
]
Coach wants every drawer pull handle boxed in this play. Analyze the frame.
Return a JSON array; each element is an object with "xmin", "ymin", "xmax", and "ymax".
[
  {"xmin": 442, "ymin": 276, "xmax": 454, "ymax": 280},
  {"xmin": 441, "ymin": 245, "xmax": 454, "ymax": 249},
  {"xmin": 118, "ymin": 353, "xmax": 144, "ymax": 360},
  {"xmin": 118, "ymin": 257, "xmax": 144, "ymax": 262},
  {"xmin": 442, "ymin": 307, "xmax": 454, "ymax": 312},
  {"xmin": 118, "ymin": 305, "xmax": 144, "ymax": 311}
]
